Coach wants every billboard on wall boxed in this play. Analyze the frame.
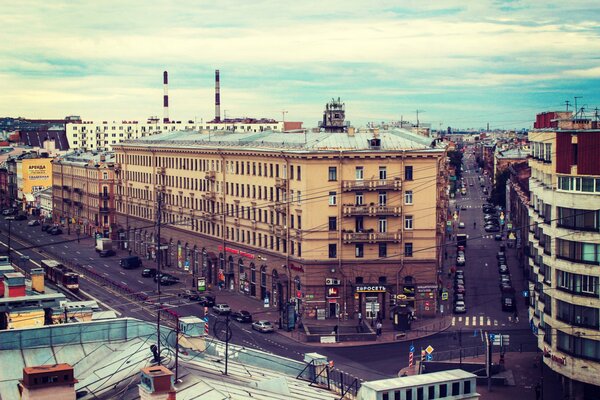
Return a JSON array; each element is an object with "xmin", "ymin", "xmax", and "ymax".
[{"xmin": 22, "ymin": 158, "xmax": 52, "ymax": 194}]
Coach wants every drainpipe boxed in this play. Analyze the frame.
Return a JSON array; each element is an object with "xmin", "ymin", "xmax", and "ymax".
[
  {"xmin": 218, "ymin": 149, "xmax": 227, "ymax": 291},
  {"xmin": 338, "ymin": 150, "xmax": 345, "ymax": 320}
]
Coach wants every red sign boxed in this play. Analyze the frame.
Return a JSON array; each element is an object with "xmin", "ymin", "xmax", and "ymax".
[
  {"xmin": 218, "ymin": 245, "xmax": 255, "ymax": 259},
  {"xmin": 326, "ymin": 287, "xmax": 340, "ymax": 298},
  {"xmin": 289, "ymin": 263, "xmax": 304, "ymax": 273}
]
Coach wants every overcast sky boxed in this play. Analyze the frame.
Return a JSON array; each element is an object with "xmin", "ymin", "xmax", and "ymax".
[{"xmin": 2, "ymin": 0, "xmax": 599, "ymax": 129}]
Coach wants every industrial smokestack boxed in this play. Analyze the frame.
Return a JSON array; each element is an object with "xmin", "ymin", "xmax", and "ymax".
[
  {"xmin": 215, "ymin": 69, "xmax": 221, "ymax": 122},
  {"xmin": 163, "ymin": 71, "xmax": 169, "ymax": 123}
]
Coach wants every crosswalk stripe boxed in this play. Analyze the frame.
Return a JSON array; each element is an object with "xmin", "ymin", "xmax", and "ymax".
[
  {"xmin": 465, "ymin": 317, "xmax": 469, "ymax": 326},
  {"xmin": 494, "ymin": 320, "xmax": 498, "ymax": 326},
  {"xmin": 479, "ymin": 316, "xmax": 484, "ymax": 326},
  {"xmin": 452, "ymin": 317, "xmax": 456, "ymax": 326},
  {"xmin": 487, "ymin": 318, "xmax": 491, "ymax": 326},
  {"xmin": 458, "ymin": 317, "xmax": 462, "ymax": 323}
]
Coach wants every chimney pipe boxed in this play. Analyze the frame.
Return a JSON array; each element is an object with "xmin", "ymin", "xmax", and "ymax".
[
  {"xmin": 215, "ymin": 69, "xmax": 221, "ymax": 122},
  {"xmin": 163, "ymin": 71, "xmax": 169, "ymax": 123}
]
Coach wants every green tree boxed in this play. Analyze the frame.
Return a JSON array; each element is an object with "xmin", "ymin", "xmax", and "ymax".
[
  {"xmin": 491, "ymin": 169, "xmax": 510, "ymax": 208},
  {"xmin": 447, "ymin": 150, "xmax": 463, "ymax": 181}
]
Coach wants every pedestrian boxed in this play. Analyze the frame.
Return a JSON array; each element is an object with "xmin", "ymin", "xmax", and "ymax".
[
  {"xmin": 357, "ymin": 312, "xmax": 362, "ymax": 326},
  {"xmin": 534, "ymin": 383, "xmax": 541, "ymax": 400},
  {"xmin": 376, "ymin": 320, "xmax": 382, "ymax": 337},
  {"xmin": 444, "ymin": 250, "xmax": 448, "ymax": 260},
  {"xmin": 514, "ymin": 311, "xmax": 519, "ymax": 323}
]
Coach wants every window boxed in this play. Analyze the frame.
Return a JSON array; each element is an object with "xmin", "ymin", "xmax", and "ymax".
[
  {"xmin": 355, "ymin": 166, "xmax": 364, "ymax": 180},
  {"xmin": 355, "ymin": 276, "xmax": 364, "ymax": 284},
  {"xmin": 394, "ymin": 390, "xmax": 401, "ymax": 400},
  {"xmin": 557, "ymin": 330, "xmax": 600, "ymax": 361},
  {"xmin": 405, "ymin": 166, "xmax": 413, "ymax": 181},
  {"xmin": 328, "ymin": 167, "xmax": 337, "ymax": 181},
  {"xmin": 379, "ymin": 166, "xmax": 387, "ymax": 180},
  {"xmin": 405, "ymin": 243, "xmax": 413, "ymax": 257},
  {"xmin": 428, "ymin": 386, "xmax": 435, "ymax": 398},
  {"xmin": 355, "ymin": 192, "xmax": 364, "ymax": 205},
  {"xmin": 417, "ymin": 387, "xmax": 423, "ymax": 400},
  {"xmin": 328, "ymin": 244, "xmax": 337, "ymax": 258},
  {"xmin": 382, "ymin": 393, "xmax": 389, "ymax": 400},
  {"xmin": 557, "ymin": 207, "xmax": 599, "ymax": 232},
  {"xmin": 439, "ymin": 384, "xmax": 447, "ymax": 397},
  {"xmin": 556, "ymin": 239, "xmax": 600, "ymax": 265},
  {"xmin": 379, "ymin": 243, "xmax": 387, "ymax": 257},
  {"xmin": 405, "ymin": 215, "xmax": 413, "ymax": 230},
  {"xmin": 328, "ymin": 217, "xmax": 337, "ymax": 231},
  {"xmin": 378, "ymin": 217, "xmax": 387, "ymax": 233},
  {"xmin": 378, "ymin": 192, "xmax": 387, "ymax": 206},
  {"xmin": 464, "ymin": 380, "xmax": 472, "ymax": 394},
  {"xmin": 329, "ymin": 191, "xmax": 337, "ymax": 205},
  {"xmin": 405, "ymin": 389, "xmax": 412, "ymax": 400},
  {"xmin": 297, "ymin": 165, "xmax": 301, "ymax": 180},
  {"xmin": 452, "ymin": 382, "xmax": 460, "ymax": 396},
  {"xmin": 404, "ymin": 190, "xmax": 413, "ymax": 205},
  {"xmin": 355, "ymin": 244, "xmax": 364, "ymax": 258},
  {"xmin": 557, "ymin": 300, "xmax": 599, "ymax": 329}
]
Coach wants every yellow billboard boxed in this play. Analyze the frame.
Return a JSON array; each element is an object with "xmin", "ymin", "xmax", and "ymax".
[{"xmin": 22, "ymin": 158, "xmax": 53, "ymax": 194}]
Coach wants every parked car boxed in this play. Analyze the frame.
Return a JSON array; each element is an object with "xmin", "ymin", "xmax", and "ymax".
[
  {"xmin": 456, "ymin": 255, "xmax": 466, "ymax": 266},
  {"xmin": 99, "ymin": 249, "xmax": 116, "ymax": 257},
  {"xmin": 1, "ymin": 208, "xmax": 15, "ymax": 215},
  {"xmin": 455, "ymin": 272, "xmax": 465, "ymax": 281},
  {"xmin": 213, "ymin": 303, "xmax": 231, "ymax": 315},
  {"xmin": 27, "ymin": 220, "xmax": 40, "ymax": 226},
  {"xmin": 231, "ymin": 310, "xmax": 253, "ymax": 323},
  {"xmin": 494, "ymin": 234, "xmax": 503, "ymax": 241},
  {"xmin": 14, "ymin": 214, "xmax": 27, "ymax": 221},
  {"xmin": 461, "ymin": 205, "xmax": 467, "ymax": 210},
  {"xmin": 160, "ymin": 275, "xmax": 180, "ymax": 286},
  {"xmin": 454, "ymin": 301, "xmax": 467, "ymax": 314},
  {"xmin": 497, "ymin": 251, "xmax": 506, "ymax": 259},
  {"xmin": 197, "ymin": 295, "xmax": 216, "ymax": 307},
  {"xmin": 499, "ymin": 264, "xmax": 509, "ymax": 274},
  {"xmin": 454, "ymin": 279, "xmax": 465, "ymax": 287},
  {"xmin": 455, "ymin": 285, "xmax": 466, "ymax": 294},
  {"xmin": 485, "ymin": 225, "xmax": 500, "ymax": 232},
  {"xmin": 41, "ymin": 224, "xmax": 52, "ymax": 232},
  {"xmin": 141, "ymin": 268, "xmax": 157, "ymax": 278},
  {"xmin": 458, "ymin": 222, "xmax": 465, "ymax": 229},
  {"xmin": 252, "ymin": 320, "xmax": 275, "ymax": 333},
  {"xmin": 49, "ymin": 227, "xmax": 62, "ymax": 235},
  {"xmin": 454, "ymin": 293, "xmax": 465, "ymax": 302}
]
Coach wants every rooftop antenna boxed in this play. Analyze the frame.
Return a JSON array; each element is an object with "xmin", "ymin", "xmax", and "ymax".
[
  {"xmin": 574, "ymin": 96, "xmax": 582, "ymax": 119},
  {"xmin": 564, "ymin": 100, "xmax": 571, "ymax": 111},
  {"xmin": 281, "ymin": 110, "xmax": 288, "ymax": 122},
  {"xmin": 416, "ymin": 110, "xmax": 425, "ymax": 129}
]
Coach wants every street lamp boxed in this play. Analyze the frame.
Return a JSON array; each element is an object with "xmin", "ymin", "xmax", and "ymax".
[{"xmin": 6, "ymin": 216, "xmax": 14, "ymax": 262}]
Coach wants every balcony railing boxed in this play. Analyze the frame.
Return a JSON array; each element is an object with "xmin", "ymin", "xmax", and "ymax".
[
  {"xmin": 343, "ymin": 205, "xmax": 371, "ymax": 216},
  {"xmin": 343, "ymin": 231, "xmax": 402, "ymax": 243},
  {"xmin": 203, "ymin": 192, "xmax": 216, "ymax": 201},
  {"xmin": 205, "ymin": 171, "xmax": 216, "ymax": 181},
  {"xmin": 73, "ymin": 188, "xmax": 83, "ymax": 195},
  {"xmin": 342, "ymin": 205, "xmax": 402, "ymax": 217},
  {"xmin": 157, "ymin": 166, "xmax": 166, "ymax": 175},
  {"xmin": 99, "ymin": 207, "xmax": 113, "ymax": 213},
  {"xmin": 274, "ymin": 177, "xmax": 288, "ymax": 189},
  {"xmin": 98, "ymin": 192, "xmax": 109, "ymax": 199},
  {"xmin": 373, "ymin": 206, "xmax": 402, "ymax": 216},
  {"xmin": 342, "ymin": 179, "xmax": 402, "ymax": 192}
]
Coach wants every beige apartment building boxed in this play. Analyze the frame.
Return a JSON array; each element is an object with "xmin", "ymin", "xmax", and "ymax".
[
  {"xmin": 528, "ymin": 118, "xmax": 600, "ymax": 397},
  {"xmin": 52, "ymin": 152, "xmax": 117, "ymax": 238},
  {"xmin": 114, "ymin": 128, "xmax": 447, "ymax": 321}
]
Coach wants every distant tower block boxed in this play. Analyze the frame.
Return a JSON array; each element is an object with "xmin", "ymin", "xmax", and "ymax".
[
  {"xmin": 163, "ymin": 71, "xmax": 169, "ymax": 123},
  {"xmin": 320, "ymin": 97, "xmax": 346, "ymax": 132},
  {"xmin": 215, "ymin": 69, "xmax": 221, "ymax": 122}
]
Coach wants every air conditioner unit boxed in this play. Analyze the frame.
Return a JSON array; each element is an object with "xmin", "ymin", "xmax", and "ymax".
[{"xmin": 326, "ymin": 278, "xmax": 341, "ymax": 286}]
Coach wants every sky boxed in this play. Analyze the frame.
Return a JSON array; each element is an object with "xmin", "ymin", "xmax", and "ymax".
[{"xmin": 1, "ymin": 0, "xmax": 600, "ymax": 130}]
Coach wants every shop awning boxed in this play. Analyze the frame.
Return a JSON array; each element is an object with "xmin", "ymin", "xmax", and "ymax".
[{"xmin": 25, "ymin": 194, "xmax": 35, "ymax": 203}]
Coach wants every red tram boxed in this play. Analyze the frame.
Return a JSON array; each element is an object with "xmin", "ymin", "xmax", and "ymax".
[{"xmin": 40, "ymin": 259, "xmax": 79, "ymax": 291}]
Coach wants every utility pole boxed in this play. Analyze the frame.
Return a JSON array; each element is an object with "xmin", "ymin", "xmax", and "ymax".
[
  {"xmin": 175, "ymin": 316, "xmax": 179, "ymax": 381},
  {"xmin": 574, "ymin": 97, "xmax": 582, "ymax": 118},
  {"xmin": 416, "ymin": 110, "xmax": 425, "ymax": 129},
  {"xmin": 156, "ymin": 192, "xmax": 162, "ymax": 365},
  {"xmin": 486, "ymin": 332, "xmax": 492, "ymax": 392},
  {"xmin": 225, "ymin": 313, "xmax": 230, "ymax": 375},
  {"xmin": 565, "ymin": 100, "xmax": 571, "ymax": 111},
  {"xmin": 281, "ymin": 110, "xmax": 288, "ymax": 122}
]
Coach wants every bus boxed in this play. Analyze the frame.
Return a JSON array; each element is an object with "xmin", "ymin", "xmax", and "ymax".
[{"xmin": 40, "ymin": 259, "xmax": 80, "ymax": 291}]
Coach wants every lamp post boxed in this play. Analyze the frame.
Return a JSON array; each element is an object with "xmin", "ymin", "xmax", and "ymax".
[{"xmin": 6, "ymin": 216, "xmax": 14, "ymax": 262}]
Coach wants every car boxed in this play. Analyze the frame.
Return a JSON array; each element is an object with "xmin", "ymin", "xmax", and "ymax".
[
  {"xmin": 231, "ymin": 310, "xmax": 253, "ymax": 323},
  {"xmin": 483, "ymin": 188, "xmax": 489, "ymax": 195},
  {"xmin": 455, "ymin": 272, "xmax": 465, "ymax": 281},
  {"xmin": 499, "ymin": 275, "xmax": 511, "ymax": 285},
  {"xmin": 499, "ymin": 264, "xmax": 509, "ymax": 274},
  {"xmin": 27, "ymin": 220, "xmax": 40, "ymax": 226},
  {"xmin": 460, "ymin": 205, "xmax": 467, "ymax": 210},
  {"xmin": 121, "ymin": 256, "xmax": 143, "ymax": 269},
  {"xmin": 454, "ymin": 301, "xmax": 467, "ymax": 314},
  {"xmin": 484, "ymin": 214, "xmax": 498, "ymax": 220},
  {"xmin": 213, "ymin": 303, "xmax": 231, "ymax": 315},
  {"xmin": 456, "ymin": 255, "xmax": 466, "ymax": 266},
  {"xmin": 485, "ymin": 225, "xmax": 500, "ymax": 232},
  {"xmin": 252, "ymin": 320, "xmax": 275, "ymax": 333},
  {"xmin": 500, "ymin": 282, "xmax": 514, "ymax": 292},
  {"xmin": 458, "ymin": 222, "xmax": 465, "ymax": 229},
  {"xmin": 181, "ymin": 289, "xmax": 194, "ymax": 299},
  {"xmin": 141, "ymin": 268, "xmax": 157, "ymax": 278},
  {"xmin": 457, "ymin": 250, "xmax": 465, "ymax": 257},
  {"xmin": 1, "ymin": 209, "xmax": 14, "ymax": 215},
  {"xmin": 455, "ymin": 285, "xmax": 466, "ymax": 294},
  {"xmin": 41, "ymin": 224, "xmax": 52, "ymax": 232},
  {"xmin": 49, "ymin": 227, "xmax": 62, "ymax": 235},
  {"xmin": 154, "ymin": 272, "xmax": 173, "ymax": 282},
  {"xmin": 454, "ymin": 279, "xmax": 465, "ymax": 287},
  {"xmin": 453, "ymin": 293, "xmax": 465, "ymax": 302},
  {"xmin": 469, "ymin": 183, "xmax": 473, "ymax": 186},
  {"xmin": 198, "ymin": 295, "xmax": 216, "ymax": 307},
  {"xmin": 99, "ymin": 249, "xmax": 116, "ymax": 257},
  {"xmin": 497, "ymin": 251, "xmax": 506, "ymax": 259},
  {"xmin": 160, "ymin": 275, "xmax": 180, "ymax": 286},
  {"xmin": 494, "ymin": 234, "xmax": 502, "ymax": 241},
  {"xmin": 14, "ymin": 214, "xmax": 27, "ymax": 221}
]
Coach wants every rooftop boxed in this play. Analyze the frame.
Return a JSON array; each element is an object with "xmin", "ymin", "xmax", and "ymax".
[
  {"xmin": 496, "ymin": 148, "xmax": 529, "ymax": 159},
  {"xmin": 54, "ymin": 151, "xmax": 115, "ymax": 166},
  {"xmin": 120, "ymin": 128, "xmax": 444, "ymax": 153},
  {"xmin": 360, "ymin": 369, "xmax": 476, "ymax": 391}
]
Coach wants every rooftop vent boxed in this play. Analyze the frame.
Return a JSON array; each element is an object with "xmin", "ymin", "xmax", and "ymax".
[{"xmin": 368, "ymin": 138, "xmax": 381, "ymax": 150}]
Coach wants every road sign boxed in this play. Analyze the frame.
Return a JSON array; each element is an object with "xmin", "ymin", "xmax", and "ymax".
[
  {"xmin": 441, "ymin": 292, "xmax": 448, "ymax": 301},
  {"xmin": 507, "ymin": 223, "xmax": 513, "ymax": 229},
  {"xmin": 425, "ymin": 345, "xmax": 434, "ymax": 354},
  {"xmin": 447, "ymin": 221, "xmax": 452, "ymax": 226},
  {"xmin": 409, "ymin": 344, "xmax": 415, "ymax": 353},
  {"xmin": 522, "ymin": 290, "xmax": 529, "ymax": 298},
  {"xmin": 426, "ymin": 354, "xmax": 433, "ymax": 361}
]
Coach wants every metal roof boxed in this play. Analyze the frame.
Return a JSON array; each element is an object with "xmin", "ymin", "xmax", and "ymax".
[
  {"xmin": 121, "ymin": 128, "xmax": 444, "ymax": 153},
  {"xmin": 360, "ymin": 369, "xmax": 476, "ymax": 391}
]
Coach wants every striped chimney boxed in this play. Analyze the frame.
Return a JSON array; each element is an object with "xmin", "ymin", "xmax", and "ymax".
[
  {"xmin": 163, "ymin": 71, "xmax": 169, "ymax": 123},
  {"xmin": 215, "ymin": 69, "xmax": 221, "ymax": 122}
]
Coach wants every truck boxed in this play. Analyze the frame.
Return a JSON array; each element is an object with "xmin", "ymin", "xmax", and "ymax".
[
  {"xmin": 95, "ymin": 238, "xmax": 113, "ymax": 252},
  {"xmin": 456, "ymin": 233, "xmax": 468, "ymax": 249},
  {"xmin": 501, "ymin": 287, "xmax": 516, "ymax": 311}
]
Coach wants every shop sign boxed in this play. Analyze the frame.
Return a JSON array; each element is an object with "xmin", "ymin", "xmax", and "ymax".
[
  {"xmin": 240, "ymin": 272, "xmax": 247, "ymax": 280},
  {"xmin": 355, "ymin": 285, "xmax": 386, "ymax": 293},
  {"xmin": 289, "ymin": 263, "xmax": 305, "ymax": 273},
  {"xmin": 543, "ymin": 346, "xmax": 567, "ymax": 366},
  {"xmin": 326, "ymin": 287, "xmax": 340, "ymax": 298},
  {"xmin": 218, "ymin": 245, "xmax": 255, "ymax": 259},
  {"xmin": 196, "ymin": 277, "xmax": 206, "ymax": 292},
  {"xmin": 416, "ymin": 284, "xmax": 438, "ymax": 293}
]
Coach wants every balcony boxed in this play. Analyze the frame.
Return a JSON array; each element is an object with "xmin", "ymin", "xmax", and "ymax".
[
  {"xmin": 98, "ymin": 192, "xmax": 110, "ymax": 199},
  {"xmin": 63, "ymin": 198, "xmax": 71, "ymax": 204},
  {"xmin": 114, "ymin": 163, "xmax": 121, "ymax": 172},
  {"xmin": 342, "ymin": 179, "xmax": 402, "ymax": 192},
  {"xmin": 62, "ymin": 185, "xmax": 71, "ymax": 191},
  {"xmin": 73, "ymin": 188, "xmax": 83, "ymax": 195},
  {"xmin": 99, "ymin": 207, "xmax": 113, "ymax": 213},
  {"xmin": 205, "ymin": 171, "xmax": 216, "ymax": 181},
  {"xmin": 343, "ymin": 205, "xmax": 371, "ymax": 216},
  {"xmin": 73, "ymin": 201, "xmax": 82, "ymax": 207},
  {"xmin": 273, "ymin": 202, "xmax": 286, "ymax": 213},
  {"xmin": 269, "ymin": 225, "xmax": 286, "ymax": 237},
  {"xmin": 203, "ymin": 192, "xmax": 216, "ymax": 201},
  {"xmin": 157, "ymin": 166, "xmax": 166, "ymax": 175},
  {"xmin": 274, "ymin": 177, "xmax": 288, "ymax": 189},
  {"xmin": 373, "ymin": 205, "xmax": 401, "ymax": 216},
  {"xmin": 343, "ymin": 231, "xmax": 401, "ymax": 243},
  {"xmin": 342, "ymin": 205, "xmax": 401, "ymax": 217}
]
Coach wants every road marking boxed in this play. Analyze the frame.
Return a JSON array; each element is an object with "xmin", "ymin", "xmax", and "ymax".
[
  {"xmin": 465, "ymin": 317, "xmax": 469, "ymax": 326},
  {"xmin": 120, "ymin": 271, "xmax": 125, "ymax": 275},
  {"xmin": 121, "ymin": 281, "xmax": 127, "ymax": 285},
  {"xmin": 104, "ymin": 264, "xmax": 110, "ymax": 268},
  {"xmin": 61, "ymin": 251, "xmax": 66, "ymax": 255},
  {"xmin": 494, "ymin": 320, "xmax": 498, "ymax": 326},
  {"xmin": 103, "ymin": 272, "xmax": 109, "ymax": 276},
  {"xmin": 458, "ymin": 317, "xmax": 462, "ymax": 323},
  {"xmin": 76, "ymin": 251, "xmax": 81, "ymax": 254},
  {"xmin": 479, "ymin": 316, "xmax": 484, "ymax": 326},
  {"xmin": 452, "ymin": 317, "xmax": 456, "ymax": 326},
  {"xmin": 138, "ymin": 280, "xmax": 144, "ymax": 284},
  {"xmin": 64, "ymin": 245, "xmax": 68, "ymax": 249},
  {"xmin": 487, "ymin": 318, "xmax": 491, "ymax": 326}
]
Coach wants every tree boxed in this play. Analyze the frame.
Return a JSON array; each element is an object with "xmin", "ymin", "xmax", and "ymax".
[
  {"xmin": 491, "ymin": 169, "xmax": 510, "ymax": 208},
  {"xmin": 447, "ymin": 150, "xmax": 464, "ymax": 181}
]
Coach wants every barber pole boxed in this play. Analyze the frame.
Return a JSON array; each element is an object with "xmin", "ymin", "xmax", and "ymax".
[
  {"xmin": 409, "ymin": 351, "xmax": 414, "ymax": 367},
  {"xmin": 204, "ymin": 316, "xmax": 209, "ymax": 335}
]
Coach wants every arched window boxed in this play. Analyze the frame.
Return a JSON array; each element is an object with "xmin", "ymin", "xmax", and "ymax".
[
  {"xmin": 193, "ymin": 246, "xmax": 199, "ymax": 276},
  {"xmin": 238, "ymin": 259, "xmax": 244, "ymax": 275},
  {"xmin": 250, "ymin": 263, "xmax": 256, "ymax": 284},
  {"xmin": 228, "ymin": 256, "xmax": 234, "ymax": 273},
  {"xmin": 260, "ymin": 265, "xmax": 267, "ymax": 287},
  {"xmin": 294, "ymin": 275, "xmax": 301, "ymax": 291},
  {"xmin": 219, "ymin": 253, "xmax": 224, "ymax": 270}
]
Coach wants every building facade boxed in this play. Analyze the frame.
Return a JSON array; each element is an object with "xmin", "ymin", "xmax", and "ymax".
[
  {"xmin": 528, "ymin": 118, "xmax": 600, "ymax": 397},
  {"xmin": 114, "ymin": 128, "xmax": 447, "ymax": 322},
  {"xmin": 51, "ymin": 152, "xmax": 116, "ymax": 238}
]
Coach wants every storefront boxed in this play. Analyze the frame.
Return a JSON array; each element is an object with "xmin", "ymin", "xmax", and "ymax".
[
  {"xmin": 355, "ymin": 284, "xmax": 388, "ymax": 322},
  {"xmin": 325, "ymin": 278, "xmax": 341, "ymax": 319}
]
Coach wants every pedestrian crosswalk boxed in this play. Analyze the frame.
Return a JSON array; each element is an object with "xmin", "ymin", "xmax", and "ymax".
[{"xmin": 451, "ymin": 315, "xmax": 504, "ymax": 327}]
